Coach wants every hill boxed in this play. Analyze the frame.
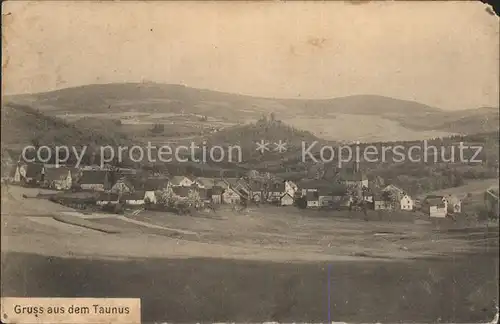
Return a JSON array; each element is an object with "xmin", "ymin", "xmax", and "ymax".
[
  {"xmin": 5, "ymin": 83, "xmax": 498, "ymax": 142},
  {"xmin": 0, "ymin": 103, "xmax": 132, "ymax": 149}
]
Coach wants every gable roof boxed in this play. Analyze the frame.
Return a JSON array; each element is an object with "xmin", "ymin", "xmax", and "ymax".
[{"xmin": 79, "ymin": 170, "xmax": 108, "ymax": 185}]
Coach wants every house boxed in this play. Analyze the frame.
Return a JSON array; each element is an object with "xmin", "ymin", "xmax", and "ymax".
[
  {"xmin": 335, "ymin": 195, "xmax": 353, "ymax": 209},
  {"xmin": 142, "ymin": 178, "xmax": 170, "ymax": 204},
  {"xmin": 170, "ymin": 176, "xmax": 194, "ymax": 187},
  {"xmin": 249, "ymin": 180, "xmax": 264, "ymax": 202},
  {"xmin": 280, "ymin": 192, "xmax": 294, "ymax": 206},
  {"xmin": 24, "ymin": 163, "xmax": 45, "ymax": 184},
  {"xmin": 373, "ymin": 194, "xmax": 395, "ymax": 210},
  {"xmin": 318, "ymin": 188, "xmax": 334, "ymax": 207},
  {"xmin": 122, "ymin": 191, "xmax": 146, "ymax": 206},
  {"xmin": 306, "ymin": 191, "xmax": 319, "ymax": 208},
  {"xmin": 297, "ymin": 179, "xmax": 320, "ymax": 196},
  {"xmin": 267, "ymin": 181, "xmax": 285, "ymax": 202},
  {"xmin": 222, "ymin": 187, "xmax": 241, "ymax": 204},
  {"xmin": 43, "ymin": 167, "xmax": 73, "ymax": 190},
  {"xmin": 78, "ymin": 170, "xmax": 110, "ymax": 191},
  {"xmin": 197, "ymin": 188, "xmax": 211, "ymax": 203},
  {"xmin": 96, "ymin": 192, "xmax": 120, "ymax": 206},
  {"xmin": 224, "ymin": 177, "xmax": 251, "ymax": 196},
  {"xmin": 422, "ymin": 195, "xmax": 448, "ymax": 218},
  {"xmin": 211, "ymin": 186, "xmax": 224, "ymax": 204},
  {"xmin": 400, "ymin": 194, "xmax": 414, "ymax": 211}
]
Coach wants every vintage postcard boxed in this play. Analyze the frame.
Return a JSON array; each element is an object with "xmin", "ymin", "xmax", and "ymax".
[{"xmin": 1, "ymin": 1, "xmax": 499, "ymax": 323}]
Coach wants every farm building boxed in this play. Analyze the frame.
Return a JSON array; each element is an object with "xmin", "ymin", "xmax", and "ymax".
[{"xmin": 422, "ymin": 196, "xmax": 448, "ymax": 218}]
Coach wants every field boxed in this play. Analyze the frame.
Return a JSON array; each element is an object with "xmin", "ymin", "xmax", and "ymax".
[{"xmin": 1, "ymin": 185, "xmax": 499, "ymax": 322}]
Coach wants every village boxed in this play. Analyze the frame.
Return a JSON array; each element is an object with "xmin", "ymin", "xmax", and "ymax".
[{"xmin": 2, "ymin": 152, "xmax": 480, "ymax": 221}]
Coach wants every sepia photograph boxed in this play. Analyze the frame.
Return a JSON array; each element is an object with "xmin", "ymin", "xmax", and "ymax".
[{"xmin": 1, "ymin": 1, "xmax": 499, "ymax": 323}]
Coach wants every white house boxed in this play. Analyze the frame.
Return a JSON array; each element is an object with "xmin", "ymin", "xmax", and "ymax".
[
  {"xmin": 280, "ymin": 192, "xmax": 294, "ymax": 206},
  {"xmin": 400, "ymin": 194, "xmax": 414, "ymax": 211}
]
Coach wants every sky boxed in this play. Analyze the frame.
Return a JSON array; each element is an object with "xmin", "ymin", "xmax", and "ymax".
[{"xmin": 2, "ymin": 1, "xmax": 499, "ymax": 110}]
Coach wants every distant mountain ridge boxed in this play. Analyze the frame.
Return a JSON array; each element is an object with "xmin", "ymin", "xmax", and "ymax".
[{"xmin": 3, "ymin": 83, "xmax": 499, "ymax": 141}]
